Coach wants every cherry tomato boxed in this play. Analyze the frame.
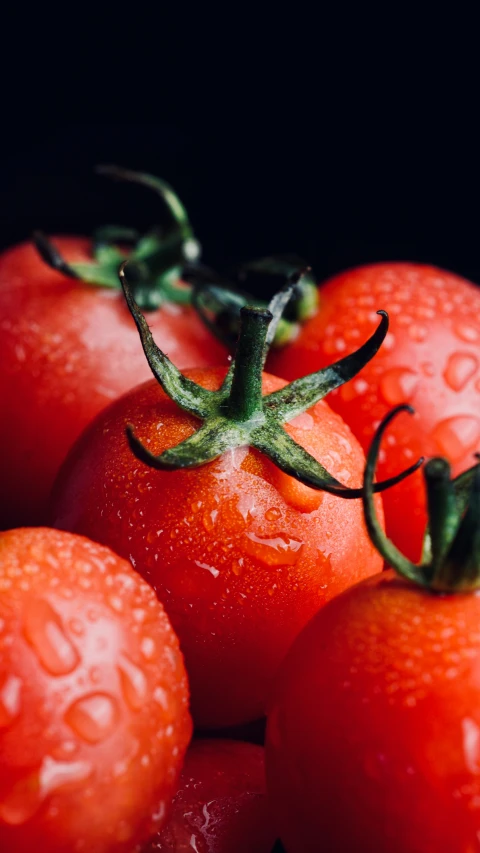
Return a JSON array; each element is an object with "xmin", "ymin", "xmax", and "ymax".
[
  {"xmin": 144, "ymin": 739, "xmax": 274, "ymax": 852},
  {"xmin": 51, "ymin": 366, "xmax": 385, "ymax": 728},
  {"xmin": 0, "ymin": 238, "xmax": 225, "ymax": 529},
  {"xmin": 265, "ymin": 569, "xmax": 480, "ymax": 853},
  {"xmin": 268, "ymin": 263, "xmax": 480, "ymax": 561},
  {"xmin": 0, "ymin": 527, "xmax": 191, "ymax": 853}
]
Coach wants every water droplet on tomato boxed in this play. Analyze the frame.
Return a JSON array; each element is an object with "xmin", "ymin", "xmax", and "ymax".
[
  {"xmin": 194, "ymin": 560, "xmax": 220, "ymax": 578},
  {"xmin": 265, "ymin": 507, "xmax": 282, "ymax": 521},
  {"xmin": 0, "ymin": 674, "xmax": 22, "ymax": 727},
  {"xmin": 68, "ymin": 619, "xmax": 85, "ymax": 637},
  {"xmin": 244, "ymin": 532, "xmax": 304, "ymax": 566},
  {"xmin": 380, "ymin": 368, "xmax": 418, "ymax": 405},
  {"xmin": 39, "ymin": 756, "xmax": 92, "ymax": 797},
  {"xmin": 231, "ymin": 558, "xmax": 244, "ymax": 576},
  {"xmin": 408, "ymin": 324, "xmax": 428, "ymax": 342},
  {"xmin": 202, "ymin": 510, "xmax": 218, "ymax": 532},
  {"xmin": 108, "ymin": 595, "xmax": 124, "ymax": 613},
  {"xmin": 118, "ymin": 654, "xmax": 148, "ymax": 710},
  {"xmin": 140, "ymin": 637, "xmax": 156, "ymax": 660},
  {"xmin": 443, "ymin": 352, "xmax": 478, "ymax": 391},
  {"xmin": 353, "ymin": 378, "xmax": 368, "ymax": 395},
  {"xmin": 454, "ymin": 322, "xmax": 479, "ymax": 343},
  {"xmin": 65, "ymin": 693, "xmax": 119, "ymax": 743},
  {"xmin": 288, "ymin": 412, "xmax": 314, "ymax": 430},
  {"xmin": 23, "ymin": 599, "xmax": 80, "ymax": 676},
  {"xmin": 431, "ymin": 416, "xmax": 480, "ymax": 462},
  {"xmin": 421, "ymin": 362, "xmax": 435, "ymax": 377},
  {"xmin": 0, "ymin": 757, "xmax": 92, "ymax": 825}
]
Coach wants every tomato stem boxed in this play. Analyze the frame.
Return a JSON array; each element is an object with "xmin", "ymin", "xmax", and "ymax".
[
  {"xmin": 33, "ymin": 166, "xmax": 201, "ymax": 311},
  {"xmin": 227, "ymin": 308, "xmax": 271, "ymax": 422},
  {"xmin": 120, "ymin": 264, "xmax": 423, "ymax": 499},
  {"xmin": 363, "ymin": 408, "xmax": 480, "ymax": 592}
]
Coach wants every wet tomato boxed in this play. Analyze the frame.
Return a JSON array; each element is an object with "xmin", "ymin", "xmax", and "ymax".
[
  {"xmin": 0, "ymin": 237, "xmax": 225, "ymax": 529},
  {"xmin": 51, "ymin": 367, "xmax": 385, "ymax": 728},
  {"xmin": 0, "ymin": 527, "xmax": 191, "ymax": 853},
  {"xmin": 268, "ymin": 263, "xmax": 480, "ymax": 561},
  {"xmin": 144, "ymin": 739, "xmax": 274, "ymax": 852}
]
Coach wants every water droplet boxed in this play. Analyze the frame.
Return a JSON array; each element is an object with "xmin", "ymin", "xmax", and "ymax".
[
  {"xmin": 265, "ymin": 507, "xmax": 282, "ymax": 521},
  {"xmin": 462, "ymin": 718, "xmax": 480, "ymax": 774},
  {"xmin": 108, "ymin": 595, "xmax": 124, "ymax": 613},
  {"xmin": 244, "ymin": 532, "xmax": 304, "ymax": 566},
  {"xmin": 194, "ymin": 560, "xmax": 220, "ymax": 578},
  {"xmin": 443, "ymin": 352, "xmax": 478, "ymax": 392},
  {"xmin": 454, "ymin": 322, "xmax": 479, "ymax": 343},
  {"xmin": 68, "ymin": 619, "xmax": 85, "ymax": 637},
  {"xmin": 39, "ymin": 756, "xmax": 92, "ymax": 797},
  {"xmin": 432, "ymin": 416, "xmax": 480, "ymax": 462},
  {"xmin": 118, "ymin": 654, "xmax": 148, "ymax": 710},
  {"xmin": 408, "ymin": 324, "xmax": 427, "ymax": 342},
  {"xmin": 23, "ymin": 599, "xmax": 80, "ymax": 676},
  {"xmin": 0, "ymin": 675, "xmax": 22, "ymax": 727},
  {"xmin": 65, "ymin": 693, "xmax": 119, "ymax": 743},
  {"xmin": 52, "ymin": 740, "xmax": 78, "ymax": 760},
  {"xmin": 288, "ymin": 412, "xmax": 315, "ymax": 430},
  {"xmin": 0, "ymin": 757, "xmax": 91, "ymax": 825},
  {"xmin": 380, "ymin": 368, "xmax": 418, "ymax": 405},
  {"xmin": 140, "ymin": 637, "xmax": 156, "ymax": 660},
  {"xmin": 202, "ymin": 509, "xmax": 218, "ymax": 532},
  {"xmin": 153, "ymin": 686, "xmax": 168, "ymax": 709},
  {"xmin": 353, "ymin": 378, "xmax": 368, "ymax": 395},
  {"xmin": 231, "ymin": 558, "xmax": 244, "ymax": 576}
]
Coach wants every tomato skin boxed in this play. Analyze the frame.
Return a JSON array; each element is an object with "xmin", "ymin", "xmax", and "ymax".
[
  {"xmin": 51, "ymin": 366, "xmax": 385, "ymax": 728},
  {"xmin": 0, "ymin": 238, "xmax": 226, "ymax": 530},
  {"xmin": 268, "ymin": 263, "xmax": 480, "ymax": 561},
  {"xmin": 143, "ymin": 739, "xmax": 274, "ymax": 852},
  {"xmin": 0, "ymin": 527, "xmax": 192, "ymax": 853},
  {"xmin": 266, "ymin": 569, "xmax": 480, "ymax": 853}
]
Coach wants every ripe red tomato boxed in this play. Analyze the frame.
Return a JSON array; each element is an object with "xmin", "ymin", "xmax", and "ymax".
[
  {"xmin": 0, "ymin": 238, "xmax": 225, "ymax": 529},
  {"xmin": 143, "ymin": 739, "xmax": 274, "ymax": 852},
  {"xmin": 265, "ymin": 569, "xmax": 480, "ymax": 853},
  {"xmin": 268, "ymin": 263, "xmax": 480, "ymax": 561},
  {"xmin": 51, "ymin": 366, "xmax": 385, "ymax": 728},
  {"xmin": 0, "ymin": 527, "xmax": 192, "ymax": 853}
]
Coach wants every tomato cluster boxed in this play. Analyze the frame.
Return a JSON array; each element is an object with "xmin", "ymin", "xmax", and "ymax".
[{"xmin": 1, "ymin": 170, "xmax": 480, "ymax": 852}]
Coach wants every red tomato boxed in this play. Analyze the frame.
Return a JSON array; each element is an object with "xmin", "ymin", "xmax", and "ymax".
[
  {"xmin": 143, "ymin": 739, "xmax": 274, "ymax": 853},
  {"xmin": 0, "ymin": 238, "xmax": 225, "ymax": 529},
  {"xmin": 266, "ymin": 570, "xmax": 480, "ymax": 852},
  {"xmin": 0, "ymin": 527, "xmax": 192, "ymax": 853},
  {"xmin": 51, "ymin": 366, "xmax": 385, "ymax": 728},
  {"xmin": 268, "ymin": 263, "xmax": 480, "ymax": 561}
]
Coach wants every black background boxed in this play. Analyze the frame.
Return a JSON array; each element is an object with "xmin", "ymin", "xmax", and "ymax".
[{"xmin": 1, "ymin": 17, "xmax": 478, "ymax": 296}]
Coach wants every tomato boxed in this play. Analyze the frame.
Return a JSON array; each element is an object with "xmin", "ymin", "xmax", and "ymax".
[
  {"xmin": 0, "ymin": 237, "xmax": 226, "ymax": 530},
  {"xmin": 266, "ymin": 570, "xmax": 480, "ymax": 853},
  {"xmin": 50, "ymin": 365, "xmax": 385, "ymax": 728},
  {"xmin": 0, "ymin": 527, "xmax": 192, "ymax": 853},
  {"xmin": 143, "ymin": 739, "xmax": 275, "ymax": 852},
  {"xmin": 265, "ymin": 408, "xmax": 480, "ymax": 853},
  {"xmin": 268, "ymin": 263, "xmax": 480, "ymax": 561}
]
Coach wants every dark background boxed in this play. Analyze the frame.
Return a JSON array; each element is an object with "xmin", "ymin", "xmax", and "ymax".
[{"xmin": 1, "ymin": 21, "xmax": 478, "ymax": 295}]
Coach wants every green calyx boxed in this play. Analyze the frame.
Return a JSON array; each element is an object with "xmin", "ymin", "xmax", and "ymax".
[
  {"xmin": 33, "ymin": 166, "xmax": 200, "ymax": 311},
  {"xmin": 185, "ymin": 254, "xmax": 319, "ymax": 349},
  {"xmin": 121, "ymin": 264, "xmax": 422, "ymax": 498},
  {"xmin": 363, "ymin": 405, "xmax": 480, "ymax": 592}
]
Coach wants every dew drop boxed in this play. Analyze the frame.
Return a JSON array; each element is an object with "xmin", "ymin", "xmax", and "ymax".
[
  {"xmin": 140, "ymin": 637, "xmax": 156, "ymax": 660},
  {"xmin": 65, "ymin": 693, "xmax": 120, "ymax": 743},
  {"xmin": 153, "ymin": 686, "xmax": 168, "ymax": 709},
  {"xmin": 353, "ymin": 378, "xmax": 368, "ymax": 395},
  {"xmin": 443, "ymin": 352, "xmax": 478, "ymax": 392},
  {"xmin": 288, "ymin": 412, "xmax": 315, "ymax": 430},
  {"xmin": 39, "ymin": 756, "xmax": 92, "ymax": 797},
  {"xmin": 194, "ymin": 560, "xmax": 220, "ymax": 579},
  {"xmin": 0, "ymin": 674, "xmax": 22, "ymax": 727},
  {"xmin": 244, "ymin": 532, "xmax": 304, "ymax": 566},
  {"xmin": 408, "ymin": 324, "xmax": 427, "ymax": 343},
  {"xmin": 380, "ymin": 368, "xmax": 418, "ymax": 405},
  {"xmin": 431, "ymin": 416, "xmax": 480, "ymax": 462},
  {"xmin": 231, "ymin": 558, "xmax": 244, "ymax": 576},
  {"xmin": 454, "ymin": 322, "xmax": 479, "ymax": 343},
  {"xmin": 118, "ymin": 654, "xmax": 148, "ymax": 710},
  {"xmin": 23, "ymin": 599, "xmax": 80, "ymax": 676},
  {"xmin": 68, "ymin": 619, "xmax": 85, "ymax": 637},
  {"xmin": 265, "ymin": 507, "xmax": 282, "ymax": 522},
  {"xmin": 421, "ymin": 361, "xmax": 435, "ymax": 377}
]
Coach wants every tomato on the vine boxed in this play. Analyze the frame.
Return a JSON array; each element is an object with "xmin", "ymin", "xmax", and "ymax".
[
  {"xmin": 50, "ymin": 270, "xmax": 421, "ymax": 728},
  {"xmin": 0, "ymin": 167, "xmax": 225, "ymax": 530},
  {"xmin": 268, "ymin": 263, "xmax": 480, "ymax": 561},
  {"xmin": 266, "ymin": 407, "xmax": 480, "ymax": 853},
  {"xmin": 144, "ymin": 739, "xmax": 274, "ymax": 852},
  {"xmin": 0, "ymin": 527, "xmax": 191, "ymax": 853}
]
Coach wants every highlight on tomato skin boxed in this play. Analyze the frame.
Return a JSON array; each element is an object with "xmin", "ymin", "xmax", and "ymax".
[
  {"xmin": 142, "ymin": 739, "xmax": 275, "ymax": 853},
  {"xmin": 267, "ymin": 262, "xmax": 480, "ymax": 563},
  {"xmin": 0, "ymin": 527, "xmax": 192, "ymax": 853}
]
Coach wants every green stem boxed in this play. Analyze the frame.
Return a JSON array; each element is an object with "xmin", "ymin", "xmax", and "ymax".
[
  {"xmin": 424, "ymin": 458, "xmax": 458, "ymax": 584},
  {"xmin": 227, "ymin": 308, "xmax": 271, "ymax": 422}
]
